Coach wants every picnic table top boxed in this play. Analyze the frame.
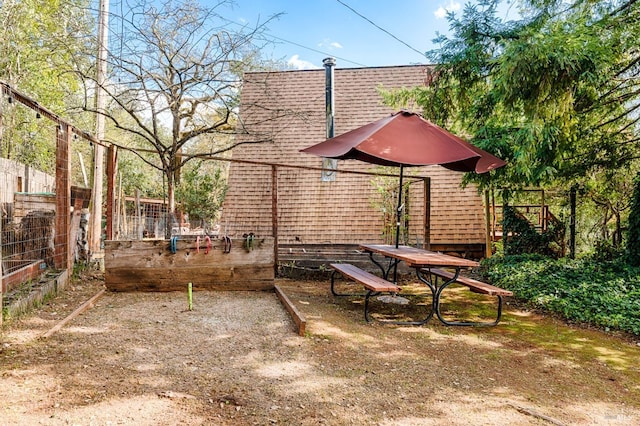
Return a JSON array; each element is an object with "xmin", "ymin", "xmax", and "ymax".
[{"xmin": 359, "ymin": 244, "xmax": 480, "ymax": 269}]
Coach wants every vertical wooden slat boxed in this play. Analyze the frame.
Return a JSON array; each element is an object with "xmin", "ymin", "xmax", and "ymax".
[
  {"xmin": 503, "ymin": 194, "xmax": 509, "ymax": 255},
  {"xmin": 55, "ymin": 124, "xmax": 71, "ymax": 270},
  {"xmin": 106, "ymin": 145, "xmax": 117, "ymax": 240},
  {"xmin": 484, "ymin": 189, "xmax": 492, "ymax": 258}
]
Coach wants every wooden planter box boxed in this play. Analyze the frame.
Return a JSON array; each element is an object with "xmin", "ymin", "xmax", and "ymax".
[
  {"xmin": 104, "ymin": 237, "xmax": 274, "ymax": 292},
  {"xmin": 2, "ymin": 260, "xmax": 46, "ymax": 293}
]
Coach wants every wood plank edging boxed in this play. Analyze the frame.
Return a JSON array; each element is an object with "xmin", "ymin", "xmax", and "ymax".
[
  {"xmin": 274, "ymin": 285, "xmax": 306, "ymax": 337},
  {"xmin": 40, "ymin": 289, "xmax": 106, "ymax": 339}
]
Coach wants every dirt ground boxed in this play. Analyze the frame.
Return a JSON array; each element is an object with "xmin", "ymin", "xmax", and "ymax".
[{"xmin": 1, "ymin": 271, "xmax": 639, "ymax": 425}]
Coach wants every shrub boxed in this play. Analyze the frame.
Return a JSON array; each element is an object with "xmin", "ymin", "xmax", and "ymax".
[{"xmin": 482, "ymin": 255, "xmax": 640, "ymax": 335}]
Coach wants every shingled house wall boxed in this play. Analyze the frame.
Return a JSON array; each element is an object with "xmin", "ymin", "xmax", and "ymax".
[{"xmin": 220, "ymin": 65, "xmax": 486, "ymax": 267}]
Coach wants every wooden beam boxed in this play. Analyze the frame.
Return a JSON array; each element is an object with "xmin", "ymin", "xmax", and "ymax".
[
  {"xmin": 103, "ymin": 238, "xmax": 275, "ymax": 291},
  {"xmin": 1, "ymin": 81, "xmax": 99, "ymax": 145},
  {"xmin": 274, "ymin": 285, "xmax": 306, "ymax": 336},
  {"xmin": 41, "ymin": 289, "xmax": 106, "ymax": 339}
]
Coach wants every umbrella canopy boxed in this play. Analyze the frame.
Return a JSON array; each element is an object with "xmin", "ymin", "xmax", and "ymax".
[
  {"xmin": 301, "ymin": 110, "xmax": 506, "ymax": 265},
  {"xmin": 301, "ymin": 110, "xmax": 505, "ymax": 173}
]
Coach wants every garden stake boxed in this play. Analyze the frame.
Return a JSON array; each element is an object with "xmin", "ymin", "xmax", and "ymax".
[{"xmin": 188, "ymin": 282, "xmax": 193, "ymax": 311}]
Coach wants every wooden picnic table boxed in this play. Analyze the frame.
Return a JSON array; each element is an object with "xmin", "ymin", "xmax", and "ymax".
[{"xmin": 359, "ymin": 244, "xmax": 510, "ymax": 326}]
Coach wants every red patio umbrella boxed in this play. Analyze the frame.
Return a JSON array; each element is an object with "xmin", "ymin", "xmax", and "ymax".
[{"xmin": 301, "ymin": 110, "xmax": 506, "ymax": 250}]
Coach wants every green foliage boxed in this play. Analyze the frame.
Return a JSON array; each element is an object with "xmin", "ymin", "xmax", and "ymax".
[
  {"xmin": 627, "ymin": 172, "xmax": 640, "ymax": 266},
  {"xmin": 381, "ymin": 0, "xmax": 640, "ymax": 257},
  {"xmin": 482, "ymin": 255, "xmax": 640, "ymax": 335},
  {"xmin": 589, "ymin": 240, "xmax": 625, "ymax": 263},
  {"xmin": 0, "ymin": 0, "xmax": 93, "ymax": 169},
  {"xmin": 369, "ymin": 169, "xmax": 410, "ymax": 245},
  {"xmin": 0, "ymin": 0, "xmax": 92, "ymax": 96},
  {"xmin": 382, "ymin": 0, "xmax": 640, "ymax": 191},
  {"xmin": 176, "ymin": 161, "xmax": 227, "ymax": 226}
]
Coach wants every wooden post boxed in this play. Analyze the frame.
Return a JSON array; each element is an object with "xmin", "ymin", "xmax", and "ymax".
[
  {"xmin": 491, "ymin": 188, "xmax": 496, "ymax": 242},
  {"xmin": 0, "ymin": 90, "xmax": 4, "ymax": 147},
  {"xmin": 484, "ymin": 189, "xmax": 492, "ymax": 258},
  {"xmin": 502, "ymin": 193, "xmax": 509, "ymax": 255},
  {"xmin": 121, "ymin": 186, "xmax": 128, "ymax": 238},
  {"xmin": 55, "ymin": 124, "xmax": 72, "ymax": 270},
  {"xmin": 272, "ymin": 165, "xmax": 278, "ymax": 276},
  {"xmin": 106, "ymin": 145, "xmax": 117, "ymax": 240},
  {"xmin": 115, "ymin": 172, "xmax": 121, "ymax": 238},
  {"xmin": 423, "ymin": 177, "xmax": 431, "ymax": 250}
]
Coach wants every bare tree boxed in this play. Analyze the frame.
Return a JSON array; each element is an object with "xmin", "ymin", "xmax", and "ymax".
[{"xmin": 74, "ymin": 0, "xmax": 283, "ymax": 235}]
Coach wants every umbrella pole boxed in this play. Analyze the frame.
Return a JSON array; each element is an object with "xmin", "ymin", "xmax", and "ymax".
[{"xmin": 393, "ymin": 165, "xmax": 404, "ymax": 283}]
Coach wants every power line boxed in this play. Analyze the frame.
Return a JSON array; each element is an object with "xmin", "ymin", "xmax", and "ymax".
[
  {"xmin": 217, "ymin": 15, "xmax": 368, "ymax": 68},
  {"xmin": 266, "ymin": 33, "xmax": 368, "ymax": 68},
  {"xmin": 335, "ymin": 0, "xmax": 426, "ymax": 60}
]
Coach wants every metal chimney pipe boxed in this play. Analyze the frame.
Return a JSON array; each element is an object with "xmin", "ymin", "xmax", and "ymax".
[
  {"xmin": 323, "ymin": 57, "xmax": 336, "ymax": 139},
  {"xmin": 322, "ymin": 57, "xmax": 337, "ymax": 181}
]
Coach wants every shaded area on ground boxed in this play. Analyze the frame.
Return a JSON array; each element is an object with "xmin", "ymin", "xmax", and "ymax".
[{"xmin": 1, "ymin": 273, "xmax": 639, "ymax": 425}]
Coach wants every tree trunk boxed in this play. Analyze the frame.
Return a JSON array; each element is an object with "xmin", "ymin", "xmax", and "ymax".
[
  {"xmin": 614, "ymin": 211, "xmax": 622, "ymax": 248},
  {"xmin": 165, "ymin": 171, "xmax": 176, "ymax": 239}
]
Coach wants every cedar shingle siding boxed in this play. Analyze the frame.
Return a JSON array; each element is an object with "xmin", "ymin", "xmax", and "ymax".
[{"xmin": 221, "ymin": 65, "xmax": 486, "ymax": 257}]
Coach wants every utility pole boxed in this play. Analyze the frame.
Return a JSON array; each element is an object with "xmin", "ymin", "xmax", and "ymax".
[{"xmin": 88, "ymin": 0, "xmax": 109, "ymax": 260}]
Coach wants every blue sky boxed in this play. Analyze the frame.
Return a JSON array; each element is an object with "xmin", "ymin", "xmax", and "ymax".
[{"xmin": 214, "ymin": 0, "xmax": 519, "ymax": 69}]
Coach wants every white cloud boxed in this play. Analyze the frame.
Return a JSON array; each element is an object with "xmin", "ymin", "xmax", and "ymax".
[
  {"xmin": 434, "ymin": 0, "xmax": 461, "ymax": 19},
  {"xmin": 287, "ymin": 55, "xmax": 320, "ymax": 70},
  {"xmin": 318, "ymin": 39, "xmax": 343, "ymax": 51}
]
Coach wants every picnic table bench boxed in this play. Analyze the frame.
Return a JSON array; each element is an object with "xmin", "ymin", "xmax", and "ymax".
[
  {"xmin": 330, "ymin": 263, "xmax": 403, "ymax": 323},
  {"xmin": 424, "ymin": 268, "xmax": 513, "ymax": 326}
]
